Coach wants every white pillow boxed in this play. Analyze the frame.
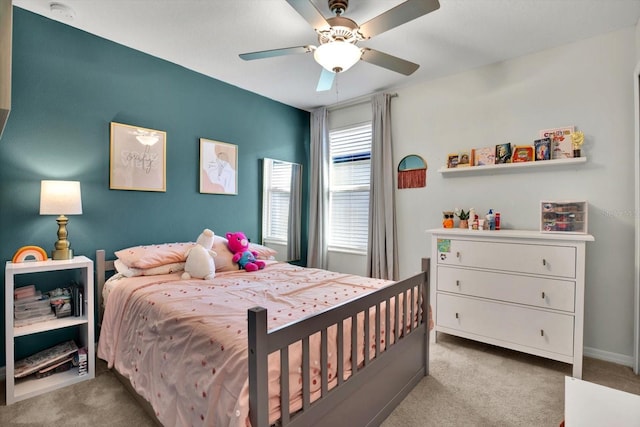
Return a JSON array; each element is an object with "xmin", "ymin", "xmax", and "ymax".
[
  {"xmin": 114, "ymin": 259, "xmax": 185, "ymax": 277},
  {"xmin": 114, "ymin": 242, "xmax": 194, "ymax": 269}
]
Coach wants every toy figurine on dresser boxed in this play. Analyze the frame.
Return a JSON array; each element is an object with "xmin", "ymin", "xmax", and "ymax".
[{"xmin": 442, "ymin": 211, "xmax": 454, "ymax": 228}]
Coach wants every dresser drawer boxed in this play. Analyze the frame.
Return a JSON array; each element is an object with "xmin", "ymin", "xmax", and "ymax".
[
  {"xmin": 437, "ymin": 266, "xmax": 575, "ymax": 312},
  {"xmin": 436, "ymin": 293, "xmax": 575, "ymax": 356},
  {"xmin": 436, "ymin": 239, "xmax": 576, "ymax": 278}
]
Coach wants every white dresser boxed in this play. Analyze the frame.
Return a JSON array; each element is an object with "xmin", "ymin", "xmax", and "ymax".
[{"xmin": 428, "ymin": 228, "xmax": 594, "ymax": 378}]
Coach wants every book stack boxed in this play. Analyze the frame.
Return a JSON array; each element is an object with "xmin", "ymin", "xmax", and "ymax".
[
  {"xmin": 14, "ymin": 340, "xmax": 78, "ymax": 379},
  {"xmin": 48, "ymin": 287, "xmax": 72, "ymax": 318},
  {"xmin": 77, "ymin": 348, "xmax": 88, "ymax": 376},
  {"xmin": 14, "ymin": 285, "xmax": 55, "ymax": 327}
]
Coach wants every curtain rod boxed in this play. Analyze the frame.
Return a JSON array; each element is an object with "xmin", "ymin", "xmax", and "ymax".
[{"xmin": 327, "ymin": 92, "xmax": 398, "ymax": 112}]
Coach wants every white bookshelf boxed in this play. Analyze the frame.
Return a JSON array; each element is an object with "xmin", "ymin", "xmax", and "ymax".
[{"xmin": 5, "ymin": 256, "xmax": 94, "ymax": 404}]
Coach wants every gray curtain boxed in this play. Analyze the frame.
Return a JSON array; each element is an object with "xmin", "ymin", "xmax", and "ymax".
[
  {"xmin": 287, "ymin": 163, "xmax": 302, "ymax": 261},
  {"xmin": 307, "ymin": 107, "xmax": 329, "ymax": 269},
  {"xmin": 367, "ymin": 93, "xmax": 398, "ymax": 280}
]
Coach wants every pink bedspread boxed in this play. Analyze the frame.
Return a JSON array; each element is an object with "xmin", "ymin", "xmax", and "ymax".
[{"xmin": 97, "ymin": 262, "xmax": 402, "ymax": 427}]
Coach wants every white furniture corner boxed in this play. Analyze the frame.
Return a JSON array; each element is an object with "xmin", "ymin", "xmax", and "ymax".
[
  {"xmin": 564, "ymin": 376, "xmax": 640, "ymax": 426},
  {"xmin": 428, "ymin": 228, "xmax": 594, "ymax": 378},
  {"xmin": 5, "ymin": 256, "xmax": 95, "ymax": 404}
]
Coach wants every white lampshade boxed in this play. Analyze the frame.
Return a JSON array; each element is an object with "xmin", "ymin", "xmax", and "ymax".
[
  {"xmin": 40, "ymin": 180, "xmax": 83, "ymax": 215},
  {"xmin": 314, "ymin": 41, "xmax": 362, "ymax": 73}
]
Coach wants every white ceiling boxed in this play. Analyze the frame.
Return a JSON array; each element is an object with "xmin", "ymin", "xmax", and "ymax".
[{"xmin": 13, "ymin": 0, "xmax": 640, "ymax": 111}]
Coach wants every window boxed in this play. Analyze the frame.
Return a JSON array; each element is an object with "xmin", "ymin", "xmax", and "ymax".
[
  {"xmin": 262, "ymin": 159, "xmax": 293, "ymax": 242},
  {"xmin": 328, "ymin": 122, "xmax": 372, "ymax": 252}
]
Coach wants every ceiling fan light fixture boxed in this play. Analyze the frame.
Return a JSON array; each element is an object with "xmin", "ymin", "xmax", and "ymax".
[{"xmin": 313, "ymin": 41, "xmax": 361, "ymax": 73}]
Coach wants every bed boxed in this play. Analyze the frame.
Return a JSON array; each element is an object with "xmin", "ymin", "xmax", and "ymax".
[{"xmin": 96, "ymin": 244, "xmax": 430, "ymax": 427}]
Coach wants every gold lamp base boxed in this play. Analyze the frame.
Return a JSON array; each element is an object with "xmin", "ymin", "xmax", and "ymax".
[
  {"xmin": 52, "ymin": 248, "xmax": 73, "ymax": 260},
  {"xmin": 51, "ymin": 214, "xmax": 74, "ymax": 260}
]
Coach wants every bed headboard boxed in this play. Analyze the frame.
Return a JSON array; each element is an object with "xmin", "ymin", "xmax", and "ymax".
[{"xmin": 96, "ymin": 249, "xmax": 115, "ymax": 324}]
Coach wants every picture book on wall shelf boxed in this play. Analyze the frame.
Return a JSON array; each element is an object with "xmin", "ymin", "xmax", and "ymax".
[
  {"xmin": 457, "ymin": 152, "xmax": 471, "ymax": 167},
  {"xmin": 495, "ymin": 143, "xmax": 512, "ymax": 164},
  {"xmin": 534, "ymin": 138, "xmax": 551, "ymax": 161},
  {"xmin": 473, "ymin": 146, "xmax": 495, "ymax": 166},
  {"xmin": 512, "ymin": 146, "xmax": 534, "ymax": 163},
  {"xmin": 539, "ymin": 126, "xmax": 574, "ymax": 159}
]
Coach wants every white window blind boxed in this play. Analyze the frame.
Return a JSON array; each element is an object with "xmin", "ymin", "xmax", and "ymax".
[
  {"xmin": 264, "ymin": 160, "xmax": 292, "ymax": 242},
  {"xmin": 328, "ymin": 123, "xmax": 372, "ymax": 251}
]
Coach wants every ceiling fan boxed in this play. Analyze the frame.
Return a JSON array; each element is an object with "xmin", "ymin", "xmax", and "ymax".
[{"xmin": 239, "ymin": 0, "xmax": 440, "ymax": 91}]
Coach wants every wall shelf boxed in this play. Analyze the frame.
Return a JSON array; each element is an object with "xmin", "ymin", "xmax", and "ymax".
[{"xmin": 438, "ymin": 157, "xmax": 587, "ymax": 175}]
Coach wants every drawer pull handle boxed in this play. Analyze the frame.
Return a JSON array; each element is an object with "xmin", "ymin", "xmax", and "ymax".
[
  {"xmin": 456, "ymin": 252, "xmax": 461, "ymax": 259},
  {"xmin": 542, "ymin": 259, "xmax": 547, "ymax": 266},
  {"xmin": 456, "ymin": 280, "xmax": 460, "ymax": 287},
  {"xmin": 455, "ymin": 313, "xmax": 459, "ymax": 319},
  {"xmin": 540, "ymin": 329, "xmax": 544, "ymax": 337},
  {"xmin": 541, "ymin": 291, "xmax": 545, "ymax": 299}
]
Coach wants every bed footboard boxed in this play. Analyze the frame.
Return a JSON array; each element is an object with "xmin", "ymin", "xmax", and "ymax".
[{"xmin": 248, "ymin": 262, "xmax": 430, "ymax": 427}]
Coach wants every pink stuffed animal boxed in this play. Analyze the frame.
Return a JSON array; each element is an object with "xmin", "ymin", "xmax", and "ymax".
[{"xmin": 226, "ymin": 231, "xmax": 265, "ymax": 272}]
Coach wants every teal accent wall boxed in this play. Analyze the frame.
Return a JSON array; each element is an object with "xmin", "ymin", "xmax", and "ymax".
[{"xmin": 0, "ymin": 8, "xmax": 310, "ymax": 366}]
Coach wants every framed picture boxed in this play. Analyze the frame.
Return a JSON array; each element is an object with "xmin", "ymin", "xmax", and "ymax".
[
  {"xmin": 534, "ymin": 138, "xmax": 551, "ymax": 161},
  {"xmin": 512, "ymin": 145, "xmax": 534, "ymax": 163},
  {"xmin": 110, "ymin": 122, "xmax": 166, "ymax": 192},
  {"xmin": 200, "ymin": 138, "xmax": 238, "ymax": 195},
  {"xmin": 447, "ymin": 153, "xmax": 459, "ymax": 168},
  {"xmin": 495, "ymin": 143, "xmax": 512, "ymax": 164}
]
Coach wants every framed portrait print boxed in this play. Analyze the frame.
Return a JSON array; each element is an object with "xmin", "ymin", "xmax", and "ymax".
[
  {"xmin": 200, "ymin": 138, "xmax": 238, "ymax": 195},
  {"xmin": 110, "ymin": 122, "xmax": 166, "ymax": 192}
]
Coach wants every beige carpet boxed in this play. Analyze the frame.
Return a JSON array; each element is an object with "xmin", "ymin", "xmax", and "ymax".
[{"xmin": 1, "ymin": 334, "xmax": 639, "ymax": 426}]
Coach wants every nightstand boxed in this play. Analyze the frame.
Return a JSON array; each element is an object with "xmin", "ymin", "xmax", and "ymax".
[{"xmin": 5, "ymin": 256, "xmax": 95, "ymax": 404}]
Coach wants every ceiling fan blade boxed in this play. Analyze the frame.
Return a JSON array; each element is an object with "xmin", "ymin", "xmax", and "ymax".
[
  {"xmin": 358, "ymin": 0, "xmax": 440, "ymax": 39},
  {"xmin": 360, "ymin": 48, "xmax": 419, "ymax": 75},
  {"xmin": 239, "ymin": 45, "xmax": 313, "ymax": 61},
  {"xmin": 285, "ymin": 0, "xmax": 331, "ymax": 32},
  {"xmin": 316, "ymin": 68, "xmax": 336, "ymax": 92}
]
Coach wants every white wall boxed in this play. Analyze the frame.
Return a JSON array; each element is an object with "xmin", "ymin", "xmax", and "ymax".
[{"xmin": 392, "ymin": 27, "xmax": 637, "ymax": 364}]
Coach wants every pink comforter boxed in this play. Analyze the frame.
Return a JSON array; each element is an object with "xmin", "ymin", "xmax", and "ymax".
[{"xmin": 97, "ymin": 262, "xmax": 400, "ymax": 427}]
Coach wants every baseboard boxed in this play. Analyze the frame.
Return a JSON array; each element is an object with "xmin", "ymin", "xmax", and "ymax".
[
  {"xmin": 0, "ymin": 348, "xmax": 632, "ymax": 382},
  {"xmin": 584, "ymin": 346, "xmax": 635, "ymax": 368},
  {"xmin": 436, "ymin": 331, "xmax": 635, "ymax": 369}
]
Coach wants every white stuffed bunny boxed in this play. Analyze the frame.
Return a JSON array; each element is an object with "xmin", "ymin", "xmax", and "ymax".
[{"xmin": 181, "ymin": 229, "xmax": 217, "ymax": 280}]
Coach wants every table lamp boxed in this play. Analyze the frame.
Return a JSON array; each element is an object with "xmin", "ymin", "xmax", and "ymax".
[{"xmin": 39, "ymin": 180, "xmax": 83, "ymax": 260}]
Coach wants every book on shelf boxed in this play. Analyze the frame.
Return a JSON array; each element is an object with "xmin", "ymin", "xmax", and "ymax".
[
  {"xmin": 14, "ymin": 340, "xmax": 78, "ymax": 379},
  {"xmin": 14, "ymin": 285, "xmax": 36, "ymax": 300},
  {"xmin": 14, "ymin": 313, "xmax": 56, "ymax": 328},
  {"xmin": 77, "ymin": 348, "xmax": 88, "ymax": 376},
  {"xmin": 512, "ymin": 145, "xmax": 534, "ymax": 163},
  {"xmin": 49, "ymin": 286, "xmax": 73, "ymax": 318},
  {"xmin": 495, "ymin": 143, "xmax": 512, "ymax": 164},
  {"xmin": 539, "ymin": 126, "xmax": 574, "ymax": 159},
  {"xmin": 473, "ymin": 146, "xmax": 495, "ymax": 166},
  {"xmin": 35, "ymin": 357, "xmax": 74, "ymax": 379},
  {"xmin": 534, "ymin": 138, "xmax": 551, "ymax": 161}
]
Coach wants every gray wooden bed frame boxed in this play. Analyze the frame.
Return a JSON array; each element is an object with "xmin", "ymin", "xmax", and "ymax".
[{"xmin": 96, "ymin": 250, "xmax": 430, "ymax": 427}]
